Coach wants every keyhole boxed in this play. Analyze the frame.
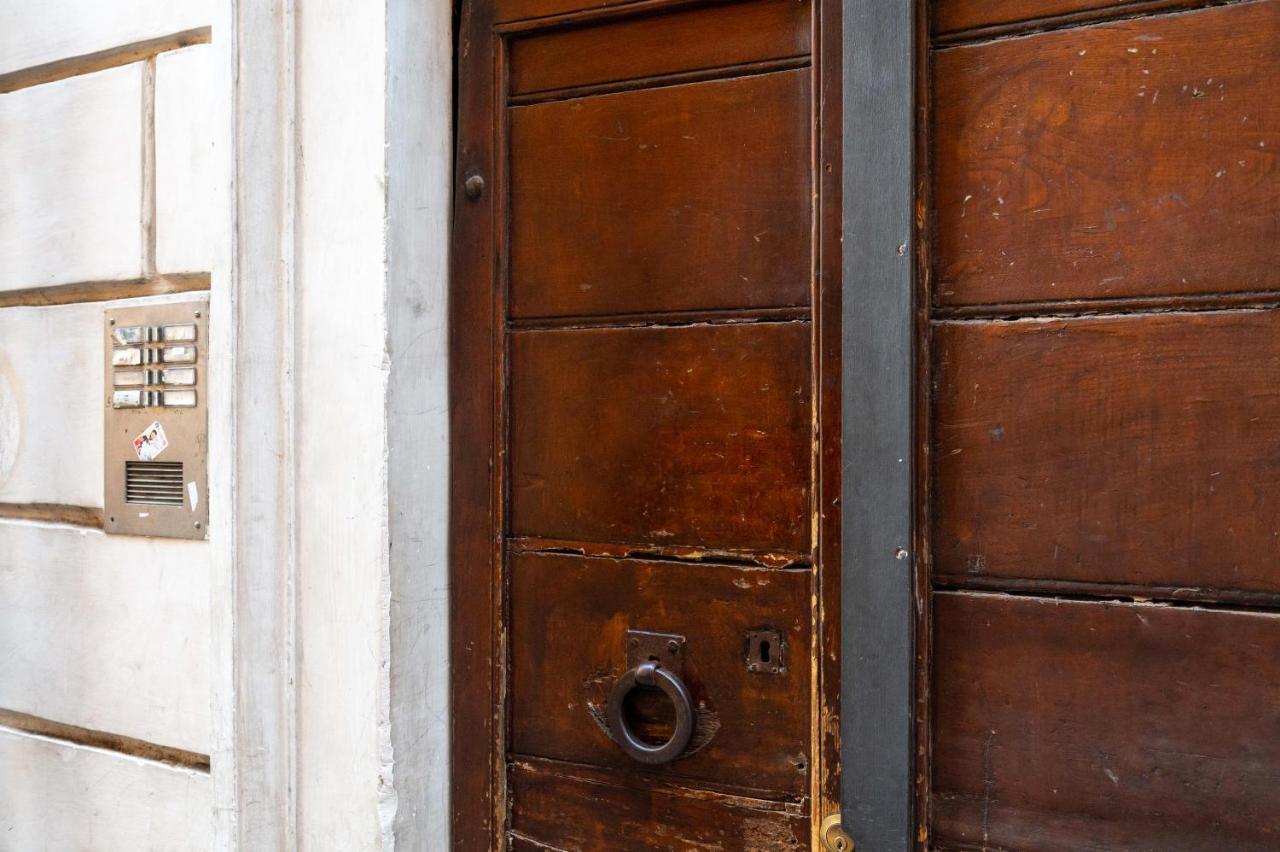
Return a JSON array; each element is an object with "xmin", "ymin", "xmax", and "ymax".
[{"xmin": 759, "ymin": 641, "xmax": 771, "ymax": 663}]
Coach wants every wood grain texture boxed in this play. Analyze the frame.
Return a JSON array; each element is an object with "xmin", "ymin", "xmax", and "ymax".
[
  {"xmin": 508, "ymin": 0, "xmax": 810, "ymax": 95},
  {"xmin": 450, "ymin": 1, "xmax": 501, "ymax": 846},
  {"xmin": 511, "ymin": 759, "xmax": 809, "ymax": 851},
  {"xmin": 0, "ymin": 503, "xmax": 103, "ymax": 528},
  {"xmin": 510, "ymin": 322, "xmax": 812, "ymax": 557},
  {"xmin": 931, "ymin": 0, "xmax": 1216, "ymax": 36},
  {"xmin": 510, "ymin": 70, "xmax": 812, "ymax": 318},
  {"xmin": 0, "ymin": 728, "xmax": 211, "ymax": 849},
  {"xmin": 495, "ymin": 0, "xmax": 656, "ymax": 25},
  {"xmin": 511, "ymin": 552, "xmax": 811, "ymax": 797},
  {"xmin": 932, "ymin": 0, "xmax": 1280, "ymax": 306},
  {"xmin": 0, "ymin": 708, "xmax": 209, "ymax": 770},
  {"xmin": 932, "ymin": 310, "xmax": 1280, "ymax": 594},
  {"xmin": 931, "ymin": 592, "xmax": 1280, "ymax": 852},
  {"xmin": 0, "ymin": 519, "xmax": 210, "ymax": 754},
  {"xmin": 0, "ymin": 273, "xmax": 210, "ymax": 308}
]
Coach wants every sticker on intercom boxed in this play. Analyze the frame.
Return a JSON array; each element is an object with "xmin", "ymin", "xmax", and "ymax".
[{"xmin": 133, "ymin": 421, "xmax": 170, "ymax": 461}]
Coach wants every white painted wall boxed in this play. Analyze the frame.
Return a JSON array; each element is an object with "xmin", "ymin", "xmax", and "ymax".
[
  {"xmin": 294, "ymin": 1, "xmax": 394, "ymax": 846},
  {"xmin": 0, "ymin": 520, "xmax": 210, "ymax": 753},
  {"xmin": 0, "ymin": 0, "xmax": 210, "ymax": 75},
  {"xmin": 1, "ymin": 0, "xmax": 453, "ymax": 847},
  {"xmin": 0, "ymin": 1, "xmax": 216, "ymax": 847},
  {"xmin": 0, "ymin": 64, "xmax": 145, "ymax": 291},
  {"xmin": 157, "ymin": 45, "xmax": 218, "ymax": 273},
  {"xmin": 0, "ymin": 727, "xmax": 211, "ymax": 850}
]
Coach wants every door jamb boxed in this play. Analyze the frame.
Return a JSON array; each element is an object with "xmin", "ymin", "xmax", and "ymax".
[{"xmin": 839, "ymin": 0, "xmax": 918, "ymax": 850}]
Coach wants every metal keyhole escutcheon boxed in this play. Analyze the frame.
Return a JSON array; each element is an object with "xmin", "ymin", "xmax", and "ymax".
[{"xmin": 606, "ymin": 661, "xmax": 696, "ymax": 765}]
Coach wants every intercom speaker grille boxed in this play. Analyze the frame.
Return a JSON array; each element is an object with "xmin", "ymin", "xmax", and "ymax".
[{"xmin": 125, "ymin": 461, "xmax": 185, "ymax": 506}]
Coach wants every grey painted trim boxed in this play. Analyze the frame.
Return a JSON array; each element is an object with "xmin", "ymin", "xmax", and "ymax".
[
  {"xmin": 841, "ymin": 0, "xmax": 915, "ymax": 849},
  {"xmin": 386, "ymin": 0, "xmax": 454, "ymax": 847}
]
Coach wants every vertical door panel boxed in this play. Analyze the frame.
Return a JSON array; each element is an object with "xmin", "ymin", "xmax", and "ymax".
[{"xmin": 453, "ymin": 0, "xmax": 840, "ymax": 847}]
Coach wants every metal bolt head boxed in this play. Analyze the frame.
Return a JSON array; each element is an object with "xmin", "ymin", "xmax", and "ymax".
[
  {"xmin": 666, "ymin": 639, "xmax": 679, "ymax": 653},
  {"xmin": 464, "ymin": 174, "xmax": 485, "ymax": 200}
]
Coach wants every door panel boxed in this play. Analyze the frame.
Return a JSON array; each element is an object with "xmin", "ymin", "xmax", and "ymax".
[
  {"xmin": 452, "ymin": 0, "xmax": 839, "ymax": 847},
  {"xmin": 510, "ymin": 552, "xmax": 812, "ymax": 795},
  {"xmin": 510, "ymin": 71, "xmax": 812, "ymax": 318},
  {"xmin": 933, "ymin": 593, "xmax": 1280, "ymax": 852},
  {"xmin": 507, "ymin": 0, "xmax": 810, "ymax": 96},
  {"xmin": 932, "ymin": 0, "xmax": 1198, "ymax": 35},
  {"xmin": 933, "ymin": 0, "xmax": 1280, "ymax": 306},
  {"xmin": 509, "ymin": 323, "xmax": 812, "ymax": 556},
  {"xmin": 510, "ymin": 760, "xmax": 809, "ymax": 851},
  {"xmin": 925, "ymin": 1, "xmax": 1280, "ymax": 850},
  {"xmin": 933, "ymin": 311, "xmax": 1280, "ymax": 595}
]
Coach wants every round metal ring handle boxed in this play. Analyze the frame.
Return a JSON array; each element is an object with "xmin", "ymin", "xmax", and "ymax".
[{"xmin": 606, "ymin": 661, "xmax": 696, "ymax": 765}]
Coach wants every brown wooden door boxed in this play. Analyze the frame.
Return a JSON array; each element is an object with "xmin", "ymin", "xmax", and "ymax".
[
  {"xmin": 923, "ymin": 1, "xmax": 1280, "ymax": 849},
  {"xmin": 450, "ymin": 0, "xmax": 842, "ymax": 849}
]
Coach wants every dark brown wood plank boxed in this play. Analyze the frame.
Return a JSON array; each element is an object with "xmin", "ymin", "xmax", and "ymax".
[
  {"xmin": 509, "ymin": 70, "xmax": 812, "ymax": 318},
  {"xmin": 931, "ymin": 592, "xmax": 1280, "ymax": 852},
  {"xmin": 511, "ymin": 758, "xmax": 808, "ymax": 851},
  {"xmin": 509, "ymin": 322, "xmax": 812, "ymax": 556},
  {"xmin": 932, "ymin": 310, "xmax": 1280, "ymax": 594},
  {"xmin": 508, "ymin": 0, "xmax": 810, "ymax": 96},
  {"xmin": 932, "ymin": 0, "xmax": 1280, "ymax": 306},
  {"xmin": 931, "ymin": 0, "xmax": 1218, "ymax": 37},
  {"xmin": 450, "ymin": 1, "xmax": 501, "ymax": 847},
  {"xmin": 496, "ymin": 0, "xmax": 652, "ymax": 25},
  {"xmin": 0, "ymin": 708, "xmax": 208, "ymax": 771},
  {"xmin": 509, "ymin": 551, "xmax": 812, "ymax": 797}
]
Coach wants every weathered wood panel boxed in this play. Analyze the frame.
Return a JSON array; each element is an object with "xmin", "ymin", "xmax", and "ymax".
[
  {"xmin": 508, "ymin": 0, "xmax": 810, "ymax": 96},
  {"xmin": 156, "ymin": 44, "xmax": 217, "ymax": 274},
  {"xmin": 510, "ymin": 322, "xmax": 812, "ymax": 557},
  {"xmin": 0, "ymin": 519, "xmax": 210, "ymax": 752},
  {"xmin": 496, "ymin": 0, "xmax": 643, "ymax": 24},
  {"xmin": 932, "ymin": 1, "xmax": 1280, "ymax": 305},
  {"xmin": 932, "ymin": 0, "xmax": 1204, "ymax": 35},
  {"xmin": 0, "ymin": 0, "xmax": 210, "ymax": 77},
  {"xmin": 510, "ymin": 759, "xmax": 808, "ymax": 851},
  {"xmin": 510, "ymin": 71, "xmax": 811, "ymax": 318},
  {"xmin": 0, "ymin": 63, "xmax": 144, "ymax": 291},
  {"xmin": 932, "ymin": 311, "xmax": 1280, "ymax": 594},
  {"xmin": 0, "ymin": 728, "xmax": 211, "ymax": 849},
  {"xmin": 510, "ymin": 551, "xmax": 812, "ymax": 797},
  {"xmin": 931, "ymin": 592, "xmax": 1280, "ymax": 851}
]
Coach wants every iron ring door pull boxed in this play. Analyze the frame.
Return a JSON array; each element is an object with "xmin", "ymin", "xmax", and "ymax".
[{"xmin": 606, "ymin": 661, "xmax": 696, "ymax": 765}]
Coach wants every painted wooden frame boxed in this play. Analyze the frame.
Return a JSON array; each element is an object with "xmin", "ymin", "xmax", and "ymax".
[{"xmin": 840, "ymin": 0, "xmax": 917, "ymax": 850}]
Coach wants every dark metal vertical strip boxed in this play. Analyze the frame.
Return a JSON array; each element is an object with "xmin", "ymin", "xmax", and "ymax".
[{"xmin": 841, "ymin": 0, "xmax": 915, "ymax": 849}]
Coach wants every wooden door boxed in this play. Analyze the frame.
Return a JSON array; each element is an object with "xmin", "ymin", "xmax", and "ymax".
[
  {"xmin": 450, "ymin": 0, "xmax": 842, "ymax": 848},
  {"xmin": 922, "ymin": 1, "xmax": 1280, "ymax": 849}
]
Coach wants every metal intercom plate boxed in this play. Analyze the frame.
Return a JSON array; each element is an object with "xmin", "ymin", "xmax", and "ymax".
[{"xmin": 103, "ymin": 300, "xmax": 209, "ymax": 539}]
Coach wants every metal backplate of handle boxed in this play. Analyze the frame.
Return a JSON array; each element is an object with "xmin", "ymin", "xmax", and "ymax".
[{"xmin": 606, "ymin": 630, "xmax": 695, "ymax": 765}]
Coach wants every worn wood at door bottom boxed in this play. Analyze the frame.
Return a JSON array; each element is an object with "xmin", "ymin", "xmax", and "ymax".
[{"xmin": 510, "ymin": 758, "xmax": 808, "ymax": 851}]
